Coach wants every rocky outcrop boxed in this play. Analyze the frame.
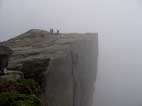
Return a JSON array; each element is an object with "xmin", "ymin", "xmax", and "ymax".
[
  {"xmin": 0, "ymin": 46, "xmax": 13, "ymax": 74},
  {"xmin": 1, "ymin": 29, "xmax": 98, "ymax": 106}
]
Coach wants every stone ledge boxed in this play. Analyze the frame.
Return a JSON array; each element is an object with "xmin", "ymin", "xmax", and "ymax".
[{"xmin": 0, "ymin": 70, "xmax": 24, "ymax": 81}]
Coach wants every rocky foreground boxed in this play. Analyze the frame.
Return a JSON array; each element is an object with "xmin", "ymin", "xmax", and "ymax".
[{"xmin": 0, "ymin": 29, "xmax": 98, "ymax": 106}]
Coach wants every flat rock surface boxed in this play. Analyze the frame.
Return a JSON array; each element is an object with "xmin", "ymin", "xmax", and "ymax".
[{"xmin": 1, "ymin": 29, "xmax": 97, "ymax": 70}]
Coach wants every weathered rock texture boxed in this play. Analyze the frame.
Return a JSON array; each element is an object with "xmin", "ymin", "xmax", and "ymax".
[{"xmin": 1, "ymin": 29, "xmax": 98, "ymax": 106}]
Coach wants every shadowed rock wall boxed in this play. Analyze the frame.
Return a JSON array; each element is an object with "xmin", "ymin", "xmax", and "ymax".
[{"xmin": 42, "ymin": 34, "xmax": 98, "ymax": 106}]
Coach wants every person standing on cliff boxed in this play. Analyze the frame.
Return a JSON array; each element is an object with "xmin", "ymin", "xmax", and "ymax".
[
  {"xmin": 50, "ymin": 28, "xmax": 54, "ymax": 35},
  {"xmin": 57, "ymin": 30, "xmax": 60, "ymax": 35}
]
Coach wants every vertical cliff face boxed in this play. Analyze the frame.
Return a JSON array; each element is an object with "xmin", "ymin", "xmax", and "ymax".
[
  {"xmin": 1, "ymin": 29, "xmax": 98, "ymax": 106},
  {"xmin": 43, "ymin": 35, "xmax": 98, "ymax": 106}
]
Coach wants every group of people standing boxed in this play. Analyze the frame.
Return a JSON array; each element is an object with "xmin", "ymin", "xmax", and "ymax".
[{"xmin": 49, "ymin": 28, "xmax": 60, "ymax": 35}]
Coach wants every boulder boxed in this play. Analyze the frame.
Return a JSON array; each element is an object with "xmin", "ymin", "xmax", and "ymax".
[{"xmin": 0, "ymin": 46, "xmax": 13, "ymax": 74}]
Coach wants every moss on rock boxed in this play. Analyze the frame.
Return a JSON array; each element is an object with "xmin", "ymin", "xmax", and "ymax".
[
  {"xmin": 0, "ymin": 79, "xmax": 41, "ymax": 106},
  {"xmin": 0, "ymin": 92, "xmax": 41, "ymax": 106}
]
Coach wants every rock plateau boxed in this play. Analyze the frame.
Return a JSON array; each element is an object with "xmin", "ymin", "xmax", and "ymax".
[{"xmin": 0, "ymin": 29, "xmax": 98, "ymax": 106}]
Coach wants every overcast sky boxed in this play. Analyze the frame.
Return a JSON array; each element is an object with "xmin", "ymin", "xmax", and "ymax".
[
  {"xmin": 94, "ymin": 0, "xmax": 142, "ymax": 106},
  {"xmin": 1, "ymin": 0, "xmax": 142, "ymax": 106},
  {"xmin": 0, "ymin": 0, "xmax": 98, "ymax": 41}
]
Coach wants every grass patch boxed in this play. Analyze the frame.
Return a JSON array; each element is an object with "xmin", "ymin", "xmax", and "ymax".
[{"xmin": 0, "ymin": 92, "xmax": 41, "ymax": 106}]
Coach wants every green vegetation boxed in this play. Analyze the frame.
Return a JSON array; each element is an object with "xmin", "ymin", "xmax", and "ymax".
[
  {"xmin": 0, "ymin": 59, "xmax": 51, "ymax": 106},
  {"xmin": 0, "ymin": 79, "xmax": 41, "ymax": 106},
  {"xmin": 0, "ymin": 93, "xmax": 40, "ymax": 106},
  {"xmin": 21, "ymin": 59, "xmax": 50, "ymax": 84}
]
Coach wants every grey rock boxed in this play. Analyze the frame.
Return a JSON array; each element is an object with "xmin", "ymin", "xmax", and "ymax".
[
  {"xmin": 0, "ymin": 70, "xmax": 24, "ymax": 81},
  {"xmin": 0, "ymin": 45, "xmax": 13, "ymax": 56},
  {"xmin": 1, "ymin": 29, "xmax": 98, "ymax": 106},
  {"xmin": 0, "ymin": 45, "xmax": 13, "ymax": 74}
]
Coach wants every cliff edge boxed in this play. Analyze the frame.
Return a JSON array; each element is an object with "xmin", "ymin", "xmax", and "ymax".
[{"xmin": 1, "ymin": 29, "xmax": 98, "ymax": 106}]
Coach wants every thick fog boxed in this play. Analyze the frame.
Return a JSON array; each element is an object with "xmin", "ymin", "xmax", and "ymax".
[
  {"xmin": 94, "ymin": 1, "xmax": 142, "ymax": 106},
  {"xmin": 0, "ymin": 0, "xmax": 97, "ymax": 41},
  {"xmin": 1, "ymin": 0, "xmax": 142, "ymax": 106}
]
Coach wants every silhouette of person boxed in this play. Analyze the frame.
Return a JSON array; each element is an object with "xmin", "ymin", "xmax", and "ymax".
[
  {"xmin": 50, "ymin": 28, "xmax": 54, "ymax": 34},
  {"xmin": 57, "ymin": 30, "xmax": 60, "ymax": 35}
]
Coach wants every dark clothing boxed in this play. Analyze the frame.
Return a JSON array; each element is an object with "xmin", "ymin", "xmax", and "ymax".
[
  {"xmin": 57, "ymin": 30, "xmax": 59, "ymax": 35},
  {"xmin": 50, "ymin": 28, "xmax": 54, "ymax": 34}
]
